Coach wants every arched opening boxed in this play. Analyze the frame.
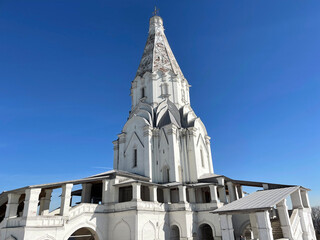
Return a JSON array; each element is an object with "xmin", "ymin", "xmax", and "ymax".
[
  {"xmin": 198, "ymin": 224, "xmax": 214, "ymax": 240},
  {"xmin": 170, "ymin": 225, "xmax": 180, "ymax": 240},
  {"xmin": 68, "ymin": 227, "xmax": 98, "ymax": 240},
  {"xmin": 240, "ymin": 223, "xmax": 253, "ymax": 240}
]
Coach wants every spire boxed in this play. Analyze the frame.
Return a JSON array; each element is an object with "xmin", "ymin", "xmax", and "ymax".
[{"xmin": 136, "ymin": 15, "xmax": 184, "ymax": 78}]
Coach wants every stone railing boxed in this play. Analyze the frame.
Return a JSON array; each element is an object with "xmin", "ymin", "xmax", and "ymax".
[
  {"xmin": 192, "ymin": 202, "xmax": 219, "ymax": 212},
  {"xmin": 105, "ymin": 200, "xmax": 164, "ymax": 213},
  {"xmin": 5, "ymin": 216, "xmax": 65, "ymax": 228},
  {"xmin": 69, "ymin": 203, "xmax": 106, "ymax": 221},
  {"xmin": 6, "ymin": 217, "xmax": 23, "ymax": 228}
]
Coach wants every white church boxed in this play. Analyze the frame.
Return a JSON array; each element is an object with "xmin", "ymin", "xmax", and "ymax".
[{"xmin": 0, "ymin": 13, "xmax": 316, "ymax": 240}]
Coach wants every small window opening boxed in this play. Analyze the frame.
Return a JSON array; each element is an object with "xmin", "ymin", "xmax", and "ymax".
[
  {"xmin": 133, "ymin": 149, "xmax": 137, "ymax": 167},
  {"xmin": 141, "ymin": 88, "xmax": 145, "ymax": 98}
]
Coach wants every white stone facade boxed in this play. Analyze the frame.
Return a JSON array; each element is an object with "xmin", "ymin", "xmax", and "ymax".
[{"xmin": 0, "ymin": 15, "xmax": 316, "ymax": 240}]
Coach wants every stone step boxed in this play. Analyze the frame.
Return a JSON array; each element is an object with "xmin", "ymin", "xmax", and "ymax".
[{"xmin": 271, "ymin": 219, "xmax": 284, "ymax": 239}]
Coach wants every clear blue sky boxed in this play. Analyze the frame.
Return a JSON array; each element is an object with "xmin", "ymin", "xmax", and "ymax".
[{"xmin": 0, "ymin": 1, "xmax": 319, "ymax": 206}]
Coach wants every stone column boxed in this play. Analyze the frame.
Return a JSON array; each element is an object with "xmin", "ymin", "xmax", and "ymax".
[
  {"xmin": 291, "ymin": 189, "xmax": 303, "ymax": 209},
  {"xmin": 163, "ymin": 188, "xmax": 171, "ymax": 203},
  {"xmin": 187, "ymin": 188, "xmax": 196, "ymax": 203},
  {"xmin": 81, "ymin": 183, "xmax": 92, "ymax": 203},
  {"xmin": 39, "ymin": 189, "xmax": 52, "ymax": 215},
  {"xmin": 249, "ymin": 213, "xmax": 259, "ymax": 239},
  {"xmin": 132, "ymin": 183, "xmax": 141, "ymax": 201},
  {"xmin": 23, "ymin": 188, "xmax": 41, "ymax": 217},
  {"xmin": 5, "ymin": 193, "xmax": 20, "ymax": 218},
  {"xmin": 178, "ymin": 185, "xmax": 187, "ymax": 203},
  {"xmin": 149, "ymin": 186, "xmax": 157, "ymax": 202},
  {"xmin": 255, "ymin": 211, "xmax": 274, "ymax": 240},
  {"xmin": 276, "ymin": 199, "xmax": 293, "ymax": 239},
  {"xmin": 209, "ymin": 185, "xmax": 219, "ymax": 203},
  {"xmin": 300, "ymin": 190, "xmax": 310, "ymax": 208},
  {"xmin": 60, "ymin": 184, "xmax": 73, "ymax": 216},
  {"xmin": 227, "ymin": 182, "xmax": 237, "ymax": 202},
  {"xmin": 220, "ymin": 214, "xmax": 235, "ymax": 240},
  {"xmin": 237, "ymin": 185, "xmax": 244, "ymax": 198},
  {"xmin": 218, "ymin": 186, "xmax": 228, "ymax": 204}
]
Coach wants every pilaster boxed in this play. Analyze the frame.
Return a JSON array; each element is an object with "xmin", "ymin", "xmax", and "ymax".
[
  {"xmin": 205, "ymin": 135, "xmax": 214, "ymax": 173},
  {"xmin": 220, "ymin": 214, "xmax": 235, "ymax": 240},
  {"xmin": 143, "ymin": 125, "xmax": 153, "ymax": 179},
  {"xmin": 186, "ymin": 127, "xmax": 198, "ymax": 182},
  {"xmin": 167, "ymin": 124, "xmax": 180, "ymax": 182}
]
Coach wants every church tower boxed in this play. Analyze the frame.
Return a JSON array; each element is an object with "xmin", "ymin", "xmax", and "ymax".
[{"xmin": 113, "ymin": 15, "xmax": 214, "ymax": 183}]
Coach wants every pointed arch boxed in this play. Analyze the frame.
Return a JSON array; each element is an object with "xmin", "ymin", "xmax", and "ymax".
[
  {"xmin": 142, "ymin": 220, "xmax": 156, "ymax": 240},
  {"xmin": 5, "ymin": 236, "xmax": 17, "ymax": 240},
  {"xmin": 113, "ymin": 219, "xmax": 131, "ymax": 240},
  {"xmin": 124, "ymin": 131, "xmax": 144, "ymax": 154},
  {"xmin": 196, "ymin": 134, "xmax": 209, "ymax": 154}
]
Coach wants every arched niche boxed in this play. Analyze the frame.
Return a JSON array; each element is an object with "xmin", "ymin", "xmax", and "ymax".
[
  {"xmin": 170, "ymin": 225, "xmax": 180, "ymax": 240},
  {"xmin": 198, "ymin": 223, "xmax": 214, "ymax": 240}
]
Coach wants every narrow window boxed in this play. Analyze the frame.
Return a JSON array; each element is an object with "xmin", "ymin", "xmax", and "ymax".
[
  {"xmin": 200, "ymin": 149, "xmax": 204, "ymax": 167},
  {"xmin": 133, "ymin": 149, "xmax": 137, "ymax": 167},
  {"xmin": 141, "ymin": 88, "xmax": 145, "ymax": 98},
  {"xmin": 166, "ymin": 168, "xmax": 170, "ymax": 182}
]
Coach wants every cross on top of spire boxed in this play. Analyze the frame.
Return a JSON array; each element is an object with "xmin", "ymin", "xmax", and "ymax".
[{"xmin": 152, "ymin": 6, "xmax": 159, "ymax": 16}]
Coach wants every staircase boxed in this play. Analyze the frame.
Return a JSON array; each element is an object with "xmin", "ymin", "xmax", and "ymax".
[{"xmin": 271, "ymin": 218, "xmax": 284, "ymax": 239}]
